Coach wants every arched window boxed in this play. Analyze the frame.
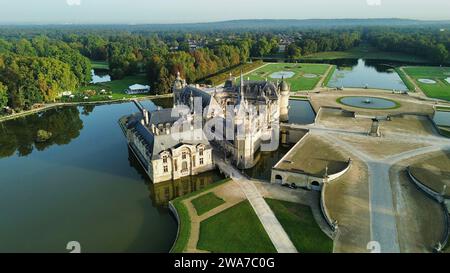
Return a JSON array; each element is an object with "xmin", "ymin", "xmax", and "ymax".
[
  {"xmin": 275, "ymin": 175, "xmax": 283, "ymax": 183},
  {"xmin": 311, "ymin": 181, "xmax": 321, "ymax": 191},
  {"xmin": 182, "ymin": 161, "xmax": 188, "ymax": 172}
]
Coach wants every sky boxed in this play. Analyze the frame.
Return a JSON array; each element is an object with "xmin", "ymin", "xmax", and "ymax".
[{"xmin": 1, "ymin": 0, "xmax": 450, "ymax": 24}]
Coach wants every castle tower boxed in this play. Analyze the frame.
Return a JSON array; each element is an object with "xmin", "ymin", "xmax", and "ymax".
[
  {"xmin": 239, "ymin": 71, "xmax": 245, "ymax": 101},
  {"xmin": 224, "ymin": 73, "xmax": 234, "ymax": 89},
  {"xmin": 278, "ymin": 76, "xmax": 290, "ymax": 122},
  {"xmin": 172, "ymin": 71, "xmax": 186, "ymax": 105}
]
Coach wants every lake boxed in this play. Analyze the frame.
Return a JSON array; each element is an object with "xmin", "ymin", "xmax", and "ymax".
[
  {"xmin": 91, "ymin": 69, "xmax": 111, "ymax": 84},
  {"xmin": 327, "ymin": 59, "xmax": 408, "ymax": 91},
  {"xmin": 0, "ymin": 98, "xmax": 223, "ymax": 253}
]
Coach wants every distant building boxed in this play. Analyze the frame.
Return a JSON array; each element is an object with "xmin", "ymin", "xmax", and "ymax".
[{"xmin": 126, "ymin": 84, "xmax": 151, "ymax": 95}]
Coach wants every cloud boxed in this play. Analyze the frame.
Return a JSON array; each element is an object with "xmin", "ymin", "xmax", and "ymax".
[{"xmin": 66, "ymin": 0, "xmax": 81, "ymax": 6}]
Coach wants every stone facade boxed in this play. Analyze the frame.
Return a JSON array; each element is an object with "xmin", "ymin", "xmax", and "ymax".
[
  {"xmin": 121, "ymin": 104, "xmax": 215, "ymax": 184},
  {"xmin": 121, "ymin": 70, "xmax": 290, "ymax": 182},
  {"xmin": 173, "ymin": 72, "xmax": 290, "ymax": 169}
]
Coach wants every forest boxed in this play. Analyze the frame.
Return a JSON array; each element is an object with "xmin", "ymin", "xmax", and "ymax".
[{"xmin": 1, "ymin": 24, "xmax": 450, "ymax": 111}]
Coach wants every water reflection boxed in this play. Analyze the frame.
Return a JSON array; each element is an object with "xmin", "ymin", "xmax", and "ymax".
[
  {"xmin": 0, "ymin": 106, "xmax": 83, "ymax": 158},
  {"xmin": 288, "ymin": 100, "xmax": 316, "ymax": 124},
  {"xmin": 0, "ymin": 98, "xmax": 181, "ymax": 253},
  {"xmin": 327, "ymin": 59, "xmax": 408, "ymax": 91},
  {"xmin": 90, "ymin": 69, "xmax": 111, "ymax": 84},
  {"xmin": 127, "ymin": 147, "xmax": 225, "ymax": 207},
  {"xmin": 434, "ymin": 111, "xmax": 450, "ymax": 127},
  {"xmin": 243, "ymin": 144, "xmax": 292, "ymax": 181},
  {"xmin": 339, "ymin": 96, "xmax": 397, "ymax": 109}
]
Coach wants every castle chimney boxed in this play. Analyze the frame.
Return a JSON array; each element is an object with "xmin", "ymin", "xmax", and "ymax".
[{"xmin": 143, "ymin": 109, "xmax": 150, "ymax": 125}]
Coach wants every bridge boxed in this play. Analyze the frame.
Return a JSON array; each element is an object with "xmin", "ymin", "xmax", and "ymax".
[{"xmin": 132, "ymin": 99, "xmax": 146, "ymax": 113}]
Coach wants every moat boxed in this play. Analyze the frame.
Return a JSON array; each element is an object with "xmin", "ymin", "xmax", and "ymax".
[
  {"xmin": 0, "ymin": 98, "xmax": 227, "ymax": 253},
  {"xmin": 0, "ymin": 97, "xmax": 314, "ymax": 252}
]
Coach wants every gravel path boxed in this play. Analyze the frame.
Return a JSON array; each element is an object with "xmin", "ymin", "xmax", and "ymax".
[{"xmin": 215, "ymin": 155, "xmax": 298, "ymax": 253}]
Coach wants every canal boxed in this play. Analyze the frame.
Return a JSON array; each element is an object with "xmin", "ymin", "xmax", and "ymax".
[{"xmin": 327, "ymin": 59, "xmax": 409, "ymax": 91}]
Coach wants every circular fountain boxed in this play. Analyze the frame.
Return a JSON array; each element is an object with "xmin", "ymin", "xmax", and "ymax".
[{"xmin": 337, "ymin": 96, "xmax": 400, "ymax": 110}]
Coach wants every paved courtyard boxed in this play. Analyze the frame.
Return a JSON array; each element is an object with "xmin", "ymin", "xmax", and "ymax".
[{"xmin": 286, "ymin": 91, "xmax": 450, "ymax": 253}]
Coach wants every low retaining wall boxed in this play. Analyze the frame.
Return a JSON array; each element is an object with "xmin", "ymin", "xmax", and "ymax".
[
  {"xmin": 390, "ymin": 112, "xmax": 443, "ymax": 137},
  {"xmin": 318, "ymin": 161, "xmax": 352, "ymax": 234},
  {"xmin": 441, "ymin": 206, "xmax": 450, "ymax": 252},
  {"xmin": 406, "ymin": 167, "xmax": 449, "ymax": 252},
  {"xmin": 314, "ymin": 107, "xmax": 323, "ymax": 124},
  {"xmin": 320, "ymin": 184, "xmax": 336, "ymax": 233},
  {"xmin": 271, "ymin": 130, "xmax": 352, "ymax": 190},
  {"xmin": 327, "ymin": 160, "xmax": 352, "ymax": 182},
  {"xmin": 168, "ymin": 201, "xmax": 181, "ymax": 253},
  {"xmin": 407, "ymin": 167, "xmax": 444, "ymax": 203}
]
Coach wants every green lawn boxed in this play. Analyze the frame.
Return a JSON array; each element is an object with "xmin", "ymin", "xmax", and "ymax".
[
  {"xmin": 241, "ymin": 63, "xmax": 330, "ymax": 91},
  {"xmin": 170, "ymin": 179, "xmax": 231, "ymax": 253},
  {"xmin": 395, "ymin": 68, "xmax": 416, "ymax": 91},
  {"xmin": 402, "ymin": 66, "xmax": 450, "ymax": 101},
  {"xmin": 171, "ymin": 199, "xmax": 191, "ymax": 253},
  {"xmin": 301, "ymin": 45, "xmax": 430, "ymax": 64},
  {"xmin": 322, "ymin": 65, "xmax": 336, "ymax": 87},
  {"xmin": 265, "ymin": 198, "xmax": 333, "ymax": 253},
  {"xmin": 191, "ymin": 192, "xmax": 225, "ymax": 216},
  {"xmin": 90, "ymin": 60, "xmax": 110, "ymax": 70},
  {"xmin": 65, "ymin": 74, "xmax": 151, "ymax": 102},
  {"xmin": 200, "ymin": 61, "xmax": 264, "ymax": 86},
  {"xmin": 197, "ymin": 200, "xmax": 276, "ymax": 253}
]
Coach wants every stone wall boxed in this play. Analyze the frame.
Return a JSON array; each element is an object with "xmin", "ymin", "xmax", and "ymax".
[
  {"xmin": 407, "ymin": 167, "xmax": 449, "ymax": 252},
  {"xmin": 320, "ymin": 183, "xmax": 337, "ymax": 232},
  {"xmin": 168, "ymin": 201, "xmax": 181, "ymax": 253},
  {"xmin": 270, "ymin": 132, "xmax": 352, "ymax": 190}
]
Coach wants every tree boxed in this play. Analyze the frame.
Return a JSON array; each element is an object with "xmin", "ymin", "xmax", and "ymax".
[
  {"xmin": 430, "ymin": 43, "xmax": 448, "ymax": 63},
  {"xmin": 252, "ymin": 37, "xmax": 271, "ymax": 57},
  {"xmin": 0, "ymin": 82, "xmax": 7, "ymax": 109},
  {"xmin": 286, "ymin": 44, "xmax": 302, "ymax": 61},
  {"xmin": 302, "ymin": 39, "xmax": 318, "ymax": 55},
  {"xmin": 0, "ymin": 54, "xmax": 77, "ymax": 110}
]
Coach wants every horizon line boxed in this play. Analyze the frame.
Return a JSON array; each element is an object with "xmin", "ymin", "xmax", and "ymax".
[{"xmin": 1, "ymin": 17, "xmax": 450, "ymax": 26}]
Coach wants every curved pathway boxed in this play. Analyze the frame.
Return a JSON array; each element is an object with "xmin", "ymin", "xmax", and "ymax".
[
  {"xmin": 317, "ymin": 124, "xmax": 450, "ymax": 253},
  {"xmin": 214, "ymin": 154, "xmax": 298, "ymax": 253}
]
